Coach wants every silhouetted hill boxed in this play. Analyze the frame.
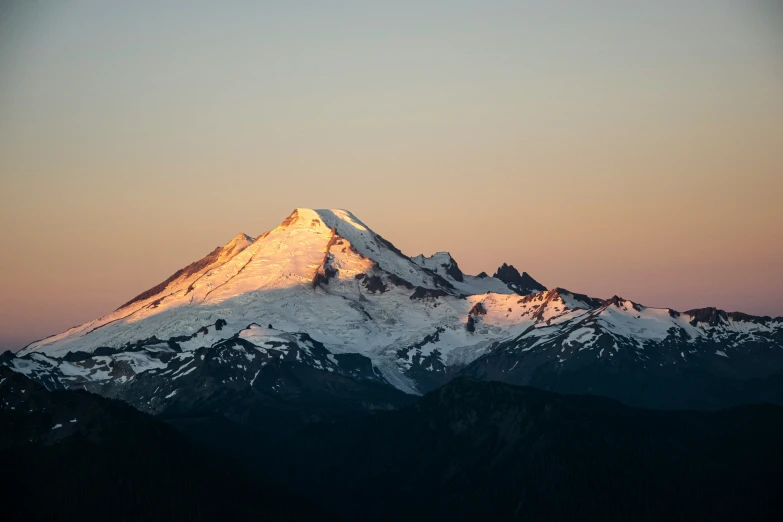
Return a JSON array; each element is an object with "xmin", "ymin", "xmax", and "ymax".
[
  {"xmin": 175, "ymin": 377, "xmax": 783, "ymax": 521},
  {"xmin": 5, "ymin": 366, "xmax": 783, "ymax": 521},
  {"xmin": 0, "ymin": 366, "xmax": 318, "ymax": 522}
]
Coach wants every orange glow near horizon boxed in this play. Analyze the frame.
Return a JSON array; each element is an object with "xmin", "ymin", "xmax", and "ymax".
[{"xmin": 1, "ymin": 2, "xmax": 782, "ymax": 350}]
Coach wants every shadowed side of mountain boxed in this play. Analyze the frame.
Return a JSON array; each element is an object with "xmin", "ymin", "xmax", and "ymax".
[
  {"xmin": 186, "ymin": 377, "xmax": 783, "ymax": 522},
  {"xmin": 5, "ymin": 367, "xmax": 783, "ymax": 521},
  {"xmin": 172, "ymin": 379, "xmax": 783, "ymax": 521},
  {"xmin": 0, "ymin": 367, "xmax": 321, "ymax": 522}
]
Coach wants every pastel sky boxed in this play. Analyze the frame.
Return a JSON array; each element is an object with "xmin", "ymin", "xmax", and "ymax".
[{"xmin": 1, "ymin": 1, "xmax": 782, "ymax": 351}]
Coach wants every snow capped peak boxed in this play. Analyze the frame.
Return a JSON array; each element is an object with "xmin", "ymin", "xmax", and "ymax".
[
  {"xmin": 278, "ymin": 208, "xmax": 370, "ymax": 234},
  {"xmin": 313, "ymin": 209, "xmax": 369, "ymax": 233},
  {"xmin": 413, "ymin": 251, "xmax": 456, "ymax": 265},
  {"xmin": 278, "ymin": 208, "xmax": 457, "ymax": 291},
  {"xmin": 546, "ymin": 288, "xmax": 602, "ymax": 310},
  {"xmin": 411, "ymin": 252, "xmax": 464, "ymax": 282},
  {"xmin": 230, "ymin": 232, "xmax": 254, "ymax": 243},
  {"xmin": 224, "ymin": 233, "xmax": 254, "ymax": 254},
  {"xmin": 603, "ymin": 295, "xmax": 643, "ymax": 312},
  {"xmin": 20, "ymin": 204, "xmax": 779, "ymax": 395},
  {"xmin": 683, "ymin": 307, "xmax": 731, "ymax": 327},
  {"xmin": 278, "ymin": 208, "xmax": 332, "ymax": 232},
  {"xmin": 431, "ymin": 251, "xmax": 455, "ymax": 260},
  {"xmin": 10, "ymin": 204, "xmax": 783, "ymax": 407}
]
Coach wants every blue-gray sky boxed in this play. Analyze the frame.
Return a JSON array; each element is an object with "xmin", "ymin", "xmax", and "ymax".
[{"xmin": 1, "ymin": 1, "xmax": 782, "ymax": 350}]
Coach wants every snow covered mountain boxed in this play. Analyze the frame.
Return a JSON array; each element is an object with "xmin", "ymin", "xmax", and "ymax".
[{"xmin": 4, "ymin": 208, "xmax": 783, "ymax": 416}]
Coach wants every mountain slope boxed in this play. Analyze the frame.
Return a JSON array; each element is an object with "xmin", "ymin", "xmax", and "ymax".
[
  {"xmin": 6, "ymin": 327, "xmax": 412, "ymax": 432},
  {"xmin": 0, "ymin": 367, "xmax": 317, "ymax": 521},
  {"xmin": 460, "ymin": 291, "xmax": 783, "ymax": 409},
  {"xmin": 6, "ymin": 368, "xmax": 783, "ymax": 521},
  {"xmin": 12, "ymin": 208, "xmax": 541, "ymax": 396},
  {"xmin": 211, "ymin": 377, "xmax": 783, "ymax": 522},
  {"xmin": 5, "ymin": 207, "xmax": 783, "ymax": 412}
]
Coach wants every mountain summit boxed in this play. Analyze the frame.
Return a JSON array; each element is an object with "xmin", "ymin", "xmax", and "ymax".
[
  {"xmin": 6, "ymin": 208, "xmax": 783, "ymax": 416},
  {"xmin": 493, "ymin": 263, "xmax": 546, "ymax": 294},
  {"xmin": 17, "ymin": 208, "xmax": 536, "ymax": 362}
]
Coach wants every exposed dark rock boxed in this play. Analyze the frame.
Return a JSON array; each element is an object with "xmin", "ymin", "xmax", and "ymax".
[
  {"xmin": 430, "ymin": 272, "xmax": 456, "ymax": 291},
  {"xmin": 410, "ymin": 287, "xmax": 449, "ymax": 300},
  {"xmin": 61, "ymin": 351, "xmax": 95, "ymax": 363},
  {"xmin": 543, "ymin": 288, "xmax": 603, "ymax": 309},
  {"xmin": 393, "ymin": 328, "xmax": 452, "ymax": 392},
  {"xmin": 438, "ymin": 254, "xmax": 464, "ymax": 282},
  {"xmin": 325, "ymin": 266, "xmax": 338, "ymax": 279},
  {"xmin": 493, "ymin": 263, "xmax": 546, "ymax": 294},
  {"xmin": 280, "ymin": 209, "xmax": 299, "ymax": 227},
  {"xmin": 387, "ymin": 273, "xmax": 415, "ymax": 289},
  {"xmin": 727, "ymin": 311, "xmax": 773, "ymax": 324},
  {"xmin": 312, "ymin": 231, "xmax": 340, "ymax": 288},
  {"xmin": 108, "ymin": 360, "xmax": 135, "ymax": 379},
  {"xmin": 312, "ymin": 266, "xmax": 338, "ymax": 288},
  {"xmin": 374, "ymin": 233, "xmax": 408, "ymax": 259},
  {"xmin": 363, "ymin": 275, "xmax": 388, "ymax": 294},
  {"xmin": 347, "ymin": 243, "xmax": 364, "ymax": 257},
  {"xmin": 476, "ymin": 271, "xmax": 488, "ymax": 278},
  {"xmin": 466, "ymin": 315, "xmax": 476, "ymax": 333},
  {"xmin": 168, "ymin": 334, "xmax": 194, "ymax": 344},
  {"xmin": 331, "ymin": 353, "xmax": 383, "ymax": 381},
  {"xmin": 603, "ymin": 295, "xmax": 643, "ymax": 312},
  {"xmin": 396, "ymin": 328, "xmax": 446, "ymax": 362},
  {"xmin": 215, "ymin": 319, "xmax": 227, "ymax": 331},
  {"xmin": 685, "ymin": 307, "xmax": 728, "ymax": 327},
  {"xmin": 469, "ymin": 302, "xmax": 487, "ymax": 316},
  {"xmin": 93, "ymin": 346, "xmax": 120, "ymax": 357}
]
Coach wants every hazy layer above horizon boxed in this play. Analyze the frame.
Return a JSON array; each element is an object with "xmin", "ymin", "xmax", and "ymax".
[{"xmin": 0, "ymin": 1, "xmax": 781, "ymax": 350}]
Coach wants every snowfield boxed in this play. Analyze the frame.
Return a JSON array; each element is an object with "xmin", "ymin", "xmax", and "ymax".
[{"xmin": 9, "ymin": 208, "xmax": 783, "ymax": 399}]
